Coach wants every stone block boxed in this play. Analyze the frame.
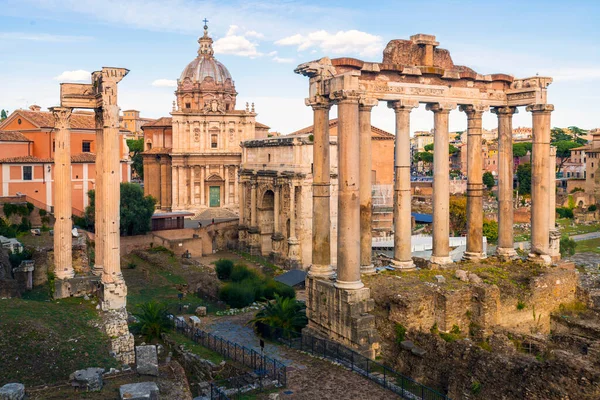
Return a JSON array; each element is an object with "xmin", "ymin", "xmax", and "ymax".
[
  {"xmin": 70, "ymin": 367, "xmax": 104, "ymax": 391},
  {"xmin": 455, "ymin": 269, "xmax": 468, "ymax": 282},
  {"xmin": 0, "ymin": 383, "xmax": 25, "ymax": 400},
  {"xmin": 435, "ymin": 275, "xmax": 446, "ymax": 284},
  {"xmin": 195, "ymin": 306, "xmax": 207, "ymax": 316},
  {"xmin": 189, "ymin": 316, "xmax": 201, "ymax": 327},
  {"xmin": 468, "ymin": 273, "xmax": 483, "ymax": 284},
  {"xmin": 54, "ymin": 275, "xmax": 100, "ymax": 299},
  {"xmin": 119, "ymin": 382, "xmax": 159, "ymax": 400},
  {"xmin": 400, "ymin": 340, "xmax": 416, "ymax": 351},
  {"xmin": 136, "ymin": 345, "xmax": 159, "ymax": 376}
]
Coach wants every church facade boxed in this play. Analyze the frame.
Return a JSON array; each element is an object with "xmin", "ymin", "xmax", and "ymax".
[{"xmin": 142, "ymin": 24, "xmax": 269, "ymax": 214}]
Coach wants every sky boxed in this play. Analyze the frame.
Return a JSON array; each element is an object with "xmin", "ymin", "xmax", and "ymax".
[{"xmin": 1, "ymin": 0, "xmax": 599, "ymax": 135}]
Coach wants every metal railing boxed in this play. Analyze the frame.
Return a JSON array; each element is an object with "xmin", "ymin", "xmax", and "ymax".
[
  {"xmin": 258, "ymin": 323, "xmax": 450, "ymax": 400},
  {"xmin": 174, "ymin": 318, "xmax": 287, "ymax": 399}
]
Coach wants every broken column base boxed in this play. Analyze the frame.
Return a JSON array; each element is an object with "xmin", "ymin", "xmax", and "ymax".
[
  {"xmin": 549, "ymin": 229, "xmax": 562, "ymax": 263},
  {"xmin": 102, "ymin": 307, "xmax": 135, "ymax": 365},
  {"xmin": 528, "ymin": 252, "xmax": 552, "ymax": 266},
  {"xmin": 304, "ymin": 276, "xmax": 380, "ymax": 359},
  {"xmin": 495, "ymin": 247, "xmax": 519, "ymax": 260},
  {"xmin": 462, "ymin": 251, "xmax": 487, "ymax": 262},
  {"xmin": 100, "ymin": 279, "xmax": 128, "ymax": 310},
  {"xmin": 389, "ymin": 259, "xmax": 416, "ymax": 271},
  {"xmin": 54, "ymin": 276, "xmax": 100, "ymax": 299}
]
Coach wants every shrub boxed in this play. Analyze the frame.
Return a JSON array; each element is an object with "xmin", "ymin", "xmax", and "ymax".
[
  {"xmin": 230, "ymin": 264, "xmax": 259, "ymax": 282},
  {"xmin": 570, "ymin": 187, "xmax": 584, "ymax": 193},
  {"xmin": 39, "ymin": 209, "xmax": 47, "ymax": 217},
  {"xmin": 482, "ymin": 219, "xmax": 498, "ymax": 243},
  {"xmin": 9, "ymin": 249, "xmax": 32, "ymax": 268},
  {"xmin": 215, "ymin": 259, "xmax": 234, "ymax": 280},
  {"xmin": 517, "ymin": 301, "xmax": 526, "ymax": 310},
  {"xmin": 588, "ymin": 204, "xmax": 598, "ymax": 212},
  {"xmin": 219, "ymin": 283, "xmax": 256, "ymax": 308},
  {"xmin": 471, "ymin": 381, "xmax": 482, "ymax": 395},
  {"xmin": 559, "ymin": 235, "xmax": 577, "ymax": 256},
  {"xmin": 127, "ymin": 262, "xmax": 137, "ymax": 269},
  {"xmin": 251, "ymin": 294, "xmax": 307, "ymax": 339},
  {"xmin": 263, "ymin": 279, "xmax": 296, "ymax": 300},
  {"xmin": 395, "ymin": 323, "xmax": 407, "ymax": 344},
  {"xmin": 556, "ymin": 207, "xmax": 574, "ymax": 219}
]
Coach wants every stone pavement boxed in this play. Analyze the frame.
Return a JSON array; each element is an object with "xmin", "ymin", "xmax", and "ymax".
[{"xmin": 571, "ymin": 232, "xmax": 600, "ymax": 242}]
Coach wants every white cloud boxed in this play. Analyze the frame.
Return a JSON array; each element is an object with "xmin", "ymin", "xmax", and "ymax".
[
  {"xmin": 214, "ymin": 25, "xmax": 262, "ymax": 57},
  {"xmin": 275, "ymin": 29, "xmax": 384, "ymax": 58},
  {"xmin": 152, "ymin": 79, "xmax": 177, "ymax": 87},
  {"xmin": 273, "ymin": 56, "xmax": 294, "ymax": 64},
  {"xmin": 53, "ymin": 70, "xmax": 91, "ymax": 82},
  {"xmin": 0, "ymin": 32, "xmax": 92, "ymax": 42},
  {"xmin": 267, "ymin": 51, "xmax": 277, "ymax": 57},
  {"xmin": 245, "ymin": 30, "xmax": 264, "ymax": 39},
  {"xmin": 538, "ymin": 68, "xmax": 600, "ymax": 82}
]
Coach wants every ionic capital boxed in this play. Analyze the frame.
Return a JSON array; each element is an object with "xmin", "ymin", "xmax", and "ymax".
[
  {"xmin": 459, "ymin": 104, "xmax": 488, "ymax": 118},
  {"xmin": 359, "ymin": 97, "xmax": 378, "ymax": 110},
  {"xmin": 305, "ymin": 96, "xmax": 331, "ymax": 111},
  {"xmin": 491, "ymin": 106, "xmax": 518, "ymax": 116},
  {"xmin": 387, "ymin": 99, "xmax": 419, "ymax": 112},
  {"xmin": 50, "ymin": 106, "xmax": 72, "ymax": 130},
  {"xmin": 426, "ymin": 102, "xmax": 456, "ymax": 113},
  {"xmin": 330, "ymin": 90, "xmax": 361, "ymax": 104},
  {"xmin": 526, "ymin": 104, "xmax": 554, "ymax": 114}
]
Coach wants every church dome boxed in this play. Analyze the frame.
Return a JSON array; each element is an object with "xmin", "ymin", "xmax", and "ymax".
[{"xmin": 180, "ymin": 57, "xmax": 232, "ymax": 84}]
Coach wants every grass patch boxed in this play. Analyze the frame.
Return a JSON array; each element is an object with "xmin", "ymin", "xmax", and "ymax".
[
  {"xmin": 0, "ymin": 296, "xmax": 119, "ymax": 386},
  {"xmin": 574, "ymin": 238, "xmax": 600, "ymax": 254},
  {"xmin": 166, "ymin": 332, "xmax": 224, "ymax": 364}
]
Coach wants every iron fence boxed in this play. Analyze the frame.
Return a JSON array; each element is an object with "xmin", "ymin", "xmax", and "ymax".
[
  {"xmin": 174, "ymin": 318, "xmax": 287, "ymax": 397},
  {"xmin": 257, "ymin": 323, "xmax": 451, "ymax": 400}
]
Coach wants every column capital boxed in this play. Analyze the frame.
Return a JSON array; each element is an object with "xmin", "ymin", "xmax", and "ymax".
[
  {"xmin": 330, "ymin": 89, "xmax": 361, "ymax": 104},
  {"xmin": 49, "ymin": 106, "xmax": 73, "ymax": 129},
  {"xmin": 526, "ymin": 104, "xmax": 554, "ymax": 114},
  {"xmin": 491, "ymin": 106, "xmax": 518, "ymax": 116},
  {"xmin": 306, "ymin": 95, "xmax": 331, "ymax": 110},
  {"xmin": 359, "ymin": 97, "xmax": 378, "ymax": 110},
  {"xmin": 388, "ymin": 99, "xmax": 419, "ymax": 112},
  {"xmin": 426, "ymin": 102, "xmax": 456, "ymax": 113},
  {"xmin": 459, "ymin": 104, "xmax": 488, "ymax": 118}
]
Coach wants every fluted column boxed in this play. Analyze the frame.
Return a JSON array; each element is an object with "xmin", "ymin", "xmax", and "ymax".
[
  {"xmin": 389, "ymin": 100, "xmax": 419, "ymax": 269},
  {"xmin": 461, "ymin": 105, "xmax": 487, "ymax": 260},
  {"xmin": 93, "ymin": 109, "xmax": 104, "ymax": 276},
  {"xmin": 426, "ymin": 103, "xmax": 455, "ymax": 265},
  {"xmin": 200, "ymin": 166, "xmax": 205, "ymax": 206},
  {"xmin": 172, "ymin": 166, "xmax": 179, "ymax": 208},
  {"xmin": 50, "ymin": 106, "xmax": 74, "ymax": 280},
  {"xmin": 528, "ymin": 104, "xmax": 554, "ymax": 264},
  {"xmin": 190, "ymin": 166, "xmax": 195, "ymax": 206},
  {"xmin": 493, "ymin": 106, "xmax": 518, "ymax": 259},
  {"xmin": 234, "ymin": 166, "xmax": 239, "ymax": 205},
  {"xmin": 334, "ymin": 91, "xmax": 363, "ymax": 289},
  {"xmin": 224, "ymin": 166, "xmax": 229, "ymax": 205},
  {"xmin": 549, "ymin": 146, "xmax": 561, "ymax": 260},
  {"xmin": 308, "ymin": 99, "xmax": 334, "ymax": 278},
  {"xmin": 359, "ymin": 98, "xmax": 378, "ymax": 274}
]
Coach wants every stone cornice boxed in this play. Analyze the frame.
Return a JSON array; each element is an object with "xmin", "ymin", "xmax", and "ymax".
[
  {"xmin": 387, "ymin": 99, "xmax": 419, "ymax": 111},
  {"xmin": 526, "ymin": 104, "xmax": 554, "ymax": 113},
  {"xmin": 426, "ymin": 102, "xmax": 456, "ymax": 113},
  {"xmin": 491, "ymin": 106, "xmax": 519, "ymax": 116}
]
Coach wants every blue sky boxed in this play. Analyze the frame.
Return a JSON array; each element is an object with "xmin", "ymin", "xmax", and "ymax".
[{"xmin": 1, "ymin": 0, "xmax": 599, "ymax": 134}]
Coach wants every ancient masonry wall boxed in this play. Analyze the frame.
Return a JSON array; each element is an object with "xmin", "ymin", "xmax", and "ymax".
[
  {"xmin": 304, "ymin": 276, "xmax": 380, "ymax": 358},
  {"xmin": 102, "ymin": 308, "xmax": 135, "ymax": 365},
  {"xmin": 388, "ymin": 268, "xmax": 577, "ymax": 336}
]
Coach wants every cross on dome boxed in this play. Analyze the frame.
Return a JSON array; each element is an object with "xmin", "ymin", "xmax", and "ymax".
[{"xmin": 197, "ymin": 18, "xmax": 214, "ymax": 58}]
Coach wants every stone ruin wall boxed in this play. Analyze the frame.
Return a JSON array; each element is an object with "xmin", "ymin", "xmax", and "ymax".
[{"xmin": 388, "ymin": 268, "xmax": 578, "ymax": 336}]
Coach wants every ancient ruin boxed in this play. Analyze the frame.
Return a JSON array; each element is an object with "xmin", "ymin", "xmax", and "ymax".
[{"xmin": 296, "ymin": 33, "xmax": 560, "ymax": 355}]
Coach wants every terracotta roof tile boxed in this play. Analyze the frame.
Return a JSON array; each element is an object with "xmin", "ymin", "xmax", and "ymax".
[
  {"xmin": 288, "ymin": 118, "xmax": 393, "ymax": 138},
  {"xmin": 142, "ymin": 147, "xmax": 172, "ymax": 155},
  {"xmin": 16, "ymin": 110, "xmax": 96, "ymax": 130},
  {"xmin": 0, "ymin": 131, "xmax": 31, "ymax": 142},
  {"xmin": 142, "ymin": 117, "xmax": 173, "ymax": 128},
  {"xmin": 71, "ymin": 152, "xmax": 96, "ymax": 162},
  {"xmin": 0, "ymin": 155, "xmax": 52, "ymax": 163},
  {"xmin": 255, "ymin": 122, "xmax": 270, "ymax": 129}
]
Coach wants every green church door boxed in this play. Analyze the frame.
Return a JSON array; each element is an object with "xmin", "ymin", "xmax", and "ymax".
[{"xmin": 209, "ymin": 186, "xmax": 221, "ymax": 207}]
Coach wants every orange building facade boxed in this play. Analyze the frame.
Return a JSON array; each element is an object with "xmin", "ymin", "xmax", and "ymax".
[{"xmin": 0, "ymin": 106, "xmax": 130, "ymax": 214}]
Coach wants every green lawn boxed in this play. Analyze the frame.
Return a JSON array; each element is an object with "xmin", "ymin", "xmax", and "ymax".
[
  {"xmin": 574, "ymin": 238, "xmax": 600, "ymax": 254},
  {"xmin": 164, "ymin": 332, "xmax": 224, "ymax": 364},
  {"xmin": 0, "ymin": 289, "xmax": 119, "ymax": 386},
  {"xmin": 557, "ymin": 218, "xmax": 600, "ymax": 236}
]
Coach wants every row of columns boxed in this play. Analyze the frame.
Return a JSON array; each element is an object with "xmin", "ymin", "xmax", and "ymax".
[
  {"xmin": 308, "ymin": 94, "xmax": 557, "ymax": 290},
  {"xmin": 172, "ymin": 164, "xmax": 239, "ymax": 208}
]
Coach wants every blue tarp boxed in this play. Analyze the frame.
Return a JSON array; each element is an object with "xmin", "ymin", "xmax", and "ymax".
[{"xmin": 412, "ymin": 213, "xmax": 433, "ymax": 223}]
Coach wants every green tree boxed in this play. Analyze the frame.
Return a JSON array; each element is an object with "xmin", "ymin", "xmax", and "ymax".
[
  {"xmin": 126, "ymin": 138, "xmax": 144, "ymax": 179},
  {"xmin": 513, "ymin": 142, "xmax": 532, "ymax": 158},
  {"xmin": 482, "ymin": 219, "xmax": 498, "ymax": 243},
  {"xmin": 0, "ymin": 109, "xmax": 8, "ymax": 120},
  {"xmin": 567, "ymin": 126, "xmax": 588, "ymax": 146},
  {"xmin": 84, "ymin": 183, "xmax": 156, "ymax": 235},
  {"xmin": 449, "ymin": 197, "xmax": 467, "ymax": 235},
  {"xmin": 251, "ymin": 294, "xmax": 308, "ymax": 339},
  {"xmin": 551, "ymin": 127, "xmax": 572, "ymax": 142},
  {"xmin": 482, "ymin": 171, "xmax": 495, "ymax": 190},
  {"xmin": 559, "ymin": 235, "xmax": 577, "ymax": 257},
  {"xmin": 423, "ymin": 143, "xmax": 459, "ymax": 154},
  {"xmin": 517, "ymin": 163, "xmax": 532, "ymax": 195},
  {"xmin": 131, "ymin": 302, "xmax": 173, "ymax": 342}
]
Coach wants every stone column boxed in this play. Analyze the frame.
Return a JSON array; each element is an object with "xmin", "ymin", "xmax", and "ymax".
[
  {"xmin": 234, "ymin": 166, "xmax": 239, "ymax": 205},
  {"xmin": 190, "ymin": 166, "xmax": 195, "ymax": 206},
  {"xmin": 224, "ymin": 165, "xmax": 229, "ymax": 205},
  {"xmin": 172, "ymin": 166, "xmax": 179, "ymax": 208},
  {"xmin": 160, "ymin": 162, "xmax": 168, "ymax": 209},
  {"xmin": 309, "ymin": 99, "xmax": 334, "ymax": 278},
  {"xmin": 359, "ymin": 99, "xmax": 378, "ymax": 274},
  {"xmin": 493, "ymin": 106, "xmax": 518, "ymax": 259},
  {"xmin": 274, "ymin": 183, "xmax": 280, "ymax": 233},
  {"xmin": 549, "ymin": 146, "xmax": 561, "ymax": 261},
  {"xmin": 460, "ymin": 105, "xmax": 487, "ymax": 260},
  {"xmin": 250, "ymin": 180, "xmax": 257, "ymax": 227},
  {"xmin": 334, "ymin": 91, "xmax": 363, "ymax": 289},
  {"xmin": 180, "ymin": 166, "xmax": 187, "ymax": 208},
  {"xmin": 200, "ymin": 166, "xmax": 205, "ymax": 206},
  {"xmin": 287, "ymin": 182, "xmax": 300, "ymax": 264},
  {"xmin": 528, "ymin": 104, "xmax": 554, "ymax": 264},
  {"xmin": 461, "ymin": 105, "xmax": 487, "ymax": 260},
  {"xmin": 389, "ymin": 100, "xmax": 419, "ymax": 269},
  {"xmin": 93, "ymin": 109, "xmax": 104, "ymax": 276},
  {"xmin": 50, "ymin": 106, "xmax": 74, "ymax": 281},
  {"xmin": 426, "ymin": 103, "xmax": 455, "ymax": 265}
]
